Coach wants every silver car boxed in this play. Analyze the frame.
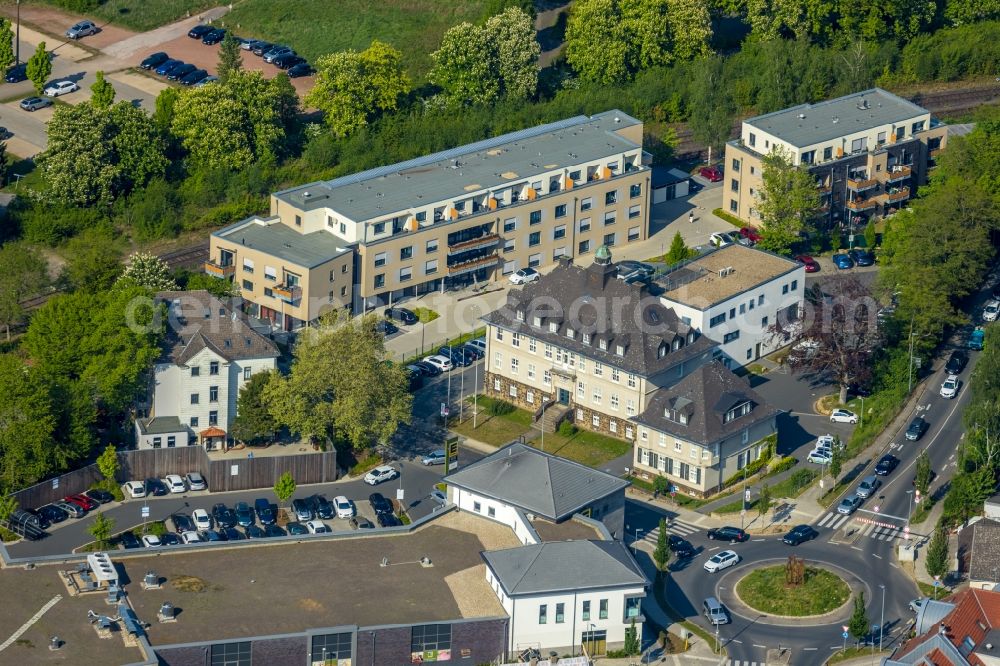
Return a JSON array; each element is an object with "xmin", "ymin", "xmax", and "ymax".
[{"xmin": 66, "ymin": 20, "xmax": 98, "ymax": 39}]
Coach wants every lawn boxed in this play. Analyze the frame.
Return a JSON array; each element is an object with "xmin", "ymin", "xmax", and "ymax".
[
  {"xmin": 449, "ymin": 396, "xmax": 532, "ymax": 448},
  {"xmin": 526, "ymin": 428, "xmax": 631, "ymax": 469},
  {"xmin": 52, "ymin": 0, "xmax": 218, "ymax": 32},
  {"xmin": 223, "ymin": 0, "xmax": 500, "ymax": 80},
  {"xmin": 736, "ymin": 565, "xmax": 850, "ymax": 616}
]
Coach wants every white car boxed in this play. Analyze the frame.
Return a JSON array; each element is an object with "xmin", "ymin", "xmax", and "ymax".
[
  {"xmin": 164, "ymin": 475, "xmax": 186, "ymax": 494},
  {"xmin": 940, "ymin": 375, "xmax": 959, "ymax": 399},
  {"xmin": 141, "ymin": 534, "xmax": 161, "ymax": 548},
  {"xmin": 984, "ymin": 300, "xmax": 1000, "ymax": 322},
  {"xmin": 421, "ymin": 449, "xmax": 447, "ymax": 465},
  {"xmin": 509, "ymin": 267, "xmax": 540, "ymax": 285},
  {"xmin": 422, "ymin": 354, "xmax": 453, "ymax": 372},
  {"xmin": 192, "ymin": 509, "xmax": 212, "ymax": 530},
  {"xmin": 910, "ymin": 598, "xmax": 928, "ymax": 613},
  {"xmin": 703, "ymin": 550, "xmax": 740, "ymax": 573},
  {"xmin": 43, "ymin": 80, "xmax": 79, "ymax": 97},
  {"xmin": 305, "ymin": 519, "xmax": 329, "ymax": 534},
  {"xmin": 185, "ymin": 472, "xmax": 207, "ymax": 491},
  {"xmin": 124, "ymin": 480, "xmax": 145, "ymax": 499},
  {"xmin": 830, "ymin": 409, "xmax": 858, "ymax": 424},
  {"xmin": 430, "ymin": 489, "xmax": 448, "ymax": 506},
  {"xmin": 180, "ymin": 531, "xmax": 203, "ymax": 544},
  {"xmin": 709, "ymin": 232, "xmax": 736, "ymax": 248},
  {"xmin": 814, "ymin": 434, "xmax": 837, "ymax": 452},
  {"xmin": 466, "ymin": 337, "xmax": 487, "ymax": 354},
  {"xmin": 334, "ymin": 495, "xmax": 355, "ymax": 519},
  {"xmin": 364, "ymin": 464, "xmax": 399, "ymax": 486},
  {"xmin": 807, "ymin": 449, "xmax": 833, "ymax": 464}
]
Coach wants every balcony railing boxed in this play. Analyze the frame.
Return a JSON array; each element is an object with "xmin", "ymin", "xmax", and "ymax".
[
  {"xmin": 204, "ymin": 261, "xmax": 235, "ymax": 278},
  {"xmin": 816, "ymin": 182, "xmax": 831, "ymax": 193},
  {"xmin": 447, "ymin": 253, "xmax": 500, "ymax": 276},
  {"xmin": 846, "ymin": 176, "xmax": 878, "ymax": 191},
  {"xmin": 884, "ymin": 187, "xmax": 911, "ymax": 204},
  {"xmin": 882, "ymin": 165, "xmax": 912, "ymax": 182},
  {"xmin": 273, "ymin": 283, "xmax": 302, "ymax": 304},
  {"xmin": 846, "ymin": 198, "xmax": 877, "ymax": 212},
  {"xmin": 447, "ymin": 233, "xmax": 500, "ymax": 254}
]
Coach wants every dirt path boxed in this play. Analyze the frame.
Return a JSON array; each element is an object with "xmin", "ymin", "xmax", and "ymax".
[
  {"xmin": 0, "ymin": 4, "xmax": 136, "ymax": 50},
  {"xmin": 535, "ymin": 1, "xmax": 570, "ymax": 69}
]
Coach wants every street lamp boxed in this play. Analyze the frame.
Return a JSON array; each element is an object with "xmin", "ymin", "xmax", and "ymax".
[
  {"xmin": 906, "ymin": 490, "xmax": 915, "ymax": 523},
  {"xmin": 879, "ymin": 584, "xmax": 886, "ymax": 651},
  {"xmin": 634, "ymin": 528, "xmax": 643, "ymax": 553},
  {"xmin": 15, "ymin": 0, "xmax": 19, "ymax": 66}
]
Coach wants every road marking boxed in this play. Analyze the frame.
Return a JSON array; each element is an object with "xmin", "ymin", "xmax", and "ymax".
[
  {"xmin": 874, "ymin": 553, "xmax": 883, "ymax": 559},
  {"xmin": 851, "ymin": 546, "xmax": 863, "ymax": 551},
  {"xmin": 890, "ymin": 562, "xmax": 899, "ymax": 569},
  {"xmin": 709, "ymin": 546, "xmax": 720, "ymax": 551},
  {"xmin": 753, "ymin": 538, "xmax": 765, "ymax": 542},
  {"xmin": 0, "ymin": 595, "xmax": 62, "ymax": 652}
]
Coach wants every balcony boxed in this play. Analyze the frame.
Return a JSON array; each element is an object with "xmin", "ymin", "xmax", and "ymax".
[
  {"xmin": 204, "ymin": 261, "xmax": 235, "ymax": 278},
  {"xmin": 846, "ymin": 176, "xmax": 878, "ymax": 191},
  {"xmin": 884, "ymin": 187, "xmax": 911, "ymax": 204},
  {"xmin": 447, "ymin": 233, "xmax": 500, "ymax": 254},
  {"xmin": 882, "ymin": 165, "xmax": 911, "ymax": 183},
  {"xmin": 846, "ymin": 197, "xmax": 877, "ymax": 212},
  {"xmin": 447, "ymin": 253, "xmax": 500, "ymax": 276},
  {"xmin": 273, "ymin": 283, "xmax": 302, "ymax": 304}
]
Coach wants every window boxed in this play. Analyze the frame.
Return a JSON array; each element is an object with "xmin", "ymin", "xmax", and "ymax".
[
  {"xmin": 209, "ymin": 361, "xmax": 219, "ymax": 375},
  {"xmin": 209, "ymin": 386, "xmax": 219, "ymax": 402},
  {"xmin": 610, "ymin": 394, "xmax": 619, "ymax": 410},
  {"xmin": 581, "ymin": 197, "xmax": 593, "ymax": 211},
  {"xmin": 582, "ymin": 600, "xmax": 591, "ymax": 621},
  {"xmin": 399, "ymin": 267, "xmax": 412, "ymax": 282},
  {"xmin": 494, "ymin": 352, "xmax": 503, "ymax": 368},
  {"xmin": 544, "ymin": 344, "xmax": 553, "ymax": 359},
  {"xmin": 553, "ymin": 247, "xmax": 567, "ymax": 260},
  {"xmin": 528, "ymin": 253, "xmax": 542, "ymax": 267},
  {"xmin": 605, "ymin": 190, "xmax": 618, "ymax": 205},
  {"xmin": 791, "ymin": 279, "xmax": 798, "ymax": 291},
  {"xmin": 374, "ymin": 273, "xmax": 385, "ymax": 289},
  {"xmin": 488, "ymin": 506, "xmax": 496, "ymax": 517},
  {"xmin": 556, "ymin": 603, "xmax": 565, "ymax": 623},
  {"xmin": 729, "ymin": 199, "xmax": 738, "ymax": 213},
  {"xmin": 527, "ymin": 363, "xmax": 536, "ymax": 380},
  {"xmin": 594, "ymin": 362, "xmax": 603, "ymax": 377},
  {"xmin": 151, "ymin": 436, "xmax": 161, "ymax": 449},
  {"xmin": 627, "ymin": 373, "xmax": 636, "ymax": 388},
  {"xmin": 604, "ymin": 211, "xmax": 616, "ymax": 226},
  {"xmin": 511, "ymin": 332, "xmax": 521, "ymax": 347},
  {"xmin": 801, "ymin": 150, "xmax": 815, "ymax": 165},
  {"xmin": 577, "ymin": 381, "xmax": 585, "ymax": 398},
  {"xmin": 724, "ymin": 401, "xmax": 753, "ymax": 423},
  {"xmin": 530, "ymin": 210, "xmax": 542, "ymax": 225},
  {"xmin": 554, "ymin": 224, "xmax": 567, "ymax": 240},
  {"xmin": 731, "ymin": 158, "xmax": 740, "ymax": 172},
  {"xmin": 509, "ymin": 384, "xmax": 518, "ymax": 398},
  {"xmin": 190, "ymin": 366, "xmax": 200, "ymax": 377},
  {"xmin": 510, "ymin": 357, "xmax": 519, "ymax": 374},
  {"xmin": 592, "ymin": 414, "xmax": 600, "ymax": 427},
  {"xmin": 592, "ymin": 388, "xmax": 602, "ymax": 405},
  {"xmin": 374, "ymin": 252, "xmax": 387, "ymax": 267},
  {"xmin": 426, "ymin": 239, "xmax": 438, "ymax": 253},
  {"xmin": 493, "ymin": 378, "xmax": 501, "ymax": 391},
  {"xmin": 628, "ymin": 226, "xmax": 640, "ymax": 242},
  {"xmin": 824, "ymin": 146, "xmax": 833, "ymax": 160},
  {"xmin": 740, "ymin": 303, "xmax": 746, "ymax": 315},
  {"xmin": 709, "ymin": 313, "xmax": 726, "ymax": 327},
  {"xmin": 209, "ymin": 411, "xmax": 218, "ymax": 426},
  {"xmin": 373, "ymin": 221, "xmax": 386, "ymax": 235},
  {"xmin": 539, "ymin": 604, "xmax": 548, "ymax": 624},
  {"xmin": 211, "ymin": 642, "xmax": 251, "ymax": 666},
  {"xmin": 425, "ymin": 259, "xmax": 438, "ymax": 275},
  {"xmin": 294, "ymin": 215, "xmax": 301, "ymax": 227},
  {"xmin": 528, "ymin": 338, "xmax": 536, "ymax": 353},
  {"xmin": 400, "ymin": 246, "xmax": 413, "ymax": 260},
  {"xmin": 411, "ymin": 624, "xmax": 451, "ymax": 653},
  {"xmin": 599, "ymin": 599, "xmax": 609, "ymax": 619},
  {"xmin": 758, "ymin": 294, "xmax": 765, "ymax": 306},
  {"xmin": 782, "ymin": 284, "xmax": 789, "ymax": 295},
  {"xmin": 912, "ymin": 120, "xmax": 925, "ymax": 133},
  {"xmin": 630, "ymin": 183, "xmax": 641, "ymax": 198},
  {"xmin": 529, "ymin": 232, "xmax": 541, "ymax": 247},
  {"xmin": 626, "ymin": 399, "xmax": 636, "ymax": 416},
  {"xmin": 555, "ymin": 204, "xmax": 567, "ymax": 218},
  {"xmin": 724, "ymin": 330, "xmax": 740, "ymax": 343},
  {"xmin": 311, "ymin": 633, "xmax": 352, "ymax": 664},
  {"xmin": 579, "ymin": 217, "xmax": 591, "ymax": 232},
  {"xmin": 604, "ymin": 232, "xmax": 616, "ymax": 247},
  {"xmin": 628, "ymin": 205, "xmax": 641, "ymax": 219},
  {"xmin": 748, "ymin": 132, "xmax": 756, "ymax": 147},
  {"xmin": 851, "ymin": 137, "xmax": 866, "ymax": 153},
  {"xmin": 190, "ymin": 416, "xmax": 199, "ymax": 427},
  {"xmin": 543, "ymin": 370, "xmax": 551, "ymax": 385},
  {"xmin": 190, "ymin": 393, "xmax": 200, "ymax": 405},
  {"xmin": 730, "ymin": 178, "xmax": 739, "ymax": 193},
  {"xmin": 473, "ymin": 501, "xmax": 482, "ymax": 512}
]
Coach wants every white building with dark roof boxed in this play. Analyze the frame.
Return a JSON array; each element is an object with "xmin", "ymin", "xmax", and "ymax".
[{"xmin": 135, "ymin": 291, "xmax": 279, "ymax": 450}]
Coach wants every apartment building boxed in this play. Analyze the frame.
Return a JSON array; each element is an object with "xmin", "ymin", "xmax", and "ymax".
[
  {"xmin": 724, "ymin": 88, "xmax": 948, "ymax": 228},
  {"xmin": 482, "ymin": 247, "xmax": 718, "ymax": 440},
  {"xmin": 207, "ymin": 110, "xmax": 653, "ymax": 328},
  {"xmin": 134, "ymin": 291, "xmax": 278, "ymax": 450},
  {"xmin": 658, "ymin": 244, "xmax": 805, "ymax": 366}
]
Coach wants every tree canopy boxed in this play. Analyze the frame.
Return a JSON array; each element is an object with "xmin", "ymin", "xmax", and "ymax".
[
  {"xmin": 231, "ymin": 371, "xmax": 280, "ymax": 445},
  {"xmin": 90, "ymin": 71, "xmax": 115, "ymax": 109},
  {"xmin": 115, "ymin": 252, "xmax": 178, "ymax": 292},
  {"xmin": 0, "ymin": 242, "xmax": 48, "ymax": 340},
  {"xmin": 756, "ymin": 147, "xmax": 821, "ymax": 254},
  {"xmin": 26, "ymin": 42, "xmax": 50, "ymax": 95}
]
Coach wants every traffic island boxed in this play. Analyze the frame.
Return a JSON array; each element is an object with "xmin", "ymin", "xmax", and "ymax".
[{"xmin": 736, "ymin": 563, "xmax": 850, "ymax": 616}]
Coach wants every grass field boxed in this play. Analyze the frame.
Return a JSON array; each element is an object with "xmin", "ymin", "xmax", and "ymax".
[
  {"xmin": 39, "ymin": 0, "xmax": 219, "ymax": 32},
  {"xmin": 736, "ymin": 565, "xmax": 850, "ymax": 616},
  {"xmin": 223, "ymin": 0, "xmax": 499, "ymax": 80}
]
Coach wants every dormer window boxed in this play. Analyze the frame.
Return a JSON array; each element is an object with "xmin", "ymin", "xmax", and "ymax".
[
  {"xmin": 516, "ymin": 310, "xmax": 525, "ymax": 322},
  {"xmin": 566, "ymin": 329, "xmax": 575, "ymax": 339},
  {"xmin": 724, "ymin": 401, "xmax": 754, "ymax": 423},
  {"xmin": 664, "ymin": 408, "xmax": 689, "ymax": 425},
  {"xmin": 615, "ymin": 344, "xmax": 625, "ymax": 356},
  {"xmin": 688, "ymin": 332, "xmax": 695, "ymax": 344},
  {"xmin": 533, "ymin": 316, "xmax": 542, "ymax": 328},
  {"xmin": 583, "ymin": 333, "xmax": 592, "ymax": 344},
  {"xmin": 673, "ymin": 339, "xmax": 681, "ymax": 350},
  {"xmin": 599, "ymin": 339, "xmax": 608, "ymax": 351},
  {"xmin": 658, "ymin": 343, "xmax": 667, "ymax": 358},
  {"xmin": 549, "ymin": 322, "xmax": 559, "ymax": 333}
]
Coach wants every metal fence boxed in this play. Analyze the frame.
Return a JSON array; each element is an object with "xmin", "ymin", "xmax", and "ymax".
[{"xmin": 391, "ymin": 326, "xmax": 486, "ymax": 364}]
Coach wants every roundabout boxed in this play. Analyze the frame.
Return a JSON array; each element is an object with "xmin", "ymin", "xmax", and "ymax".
[{"xmin": 734, "ymin": 562, "xmax": 850, "ymax": 617}]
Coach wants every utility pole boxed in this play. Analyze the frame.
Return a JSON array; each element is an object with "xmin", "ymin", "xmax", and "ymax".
[{"xmin": 15, "ymin": 0, "xmax": 19, "ymax": 65}]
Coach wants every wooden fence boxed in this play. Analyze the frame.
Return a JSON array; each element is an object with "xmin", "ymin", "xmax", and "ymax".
[{"xmin": 8, "ymin": 446, "xmax": 340, "ymax": 509}]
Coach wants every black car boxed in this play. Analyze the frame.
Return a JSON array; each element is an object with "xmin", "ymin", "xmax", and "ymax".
[
  {"xmin": 461, "ymin": 343, "xmax": 483, "ymax": 361},
  {"xmin": 667, "ymin": 534, "xmax": 694, "ymax": 558},
  {"xmin": 252, "ymin": 41, "xmax": 274, "ymax": 56},
  {"xmin": 254, "ymin": 498, "xmax": 276, "ymax": 525},
  {"xmin": 264, "ymin": 524, "xmax": 286, "ymax": 538},
  {"xmin": 875, "ymin": 454, "xmax": 899, "ymax": 476},
  {"xmin": 167, "ymin": 63, "xmax": 196, "ymax": 81},
  {"xmin": 377, "ymin": 512, "xmax": 402, "ymax": 528},
  {"xmin": 438, "ymin": 345, "xmax": 472, "ymax": 367},
  {"xmin": 187, "ymin": 24, "xmax": 214, "ymax": 39},
  {"xmin": 848, "ymin": 249, "xmax": 875, "ymax": 266},
  {"xmin": 782, "ymin": 524, "xmax": 818, "ymax": 546},
  {"xmin": 405, "ymin": 366, "xmax": 424, "ymax": 392},
  {"xmin": 707, "ymin": 526, "xmax": 749, "ymax": 542},
  {"xmin": 286, "ymin": 521, "xmax": 308, "ymax": 535},
  {"xmin": 287, "ymin": 62, "xmax": 313, "ymax": 78},
  {"xmin": 170, "ymin": 513, "xmax": 195, "ymax": 533},
  {"xmin": 369, "ymin": 492, "xmax": 393, "ymax": 515},
  {"xmin": 386, "ymin": 307, "xmax": 417, "ymax": 325},
  {"xmin": 414, "ymin": 360, "xmax": 441, "ymax": 377},
  {"xmin": 212, "ymin": 503, "xmax": 237, "ymax": 529},
  {"xmin": 905, "ymin": 416, "xmax": 928, "ymax": 441},
  {"xmin": 24, "ymin": 508, "xmax": 51, "ymax": 530},
  {"xmin": 4, "ymin": 64, "xmax": 26, "ymax": 83},
  {"xmin": 160, "ymin": 533, "xmax": 181, "ymax": 546},
  {"xmin": 235, "ymin": 501, "xmax": 255, "ymax": 527},
  {"xmin": 118, "ymin": 531, "xmax": 141, "ymax": 549},
  {"xmin": 202, "ymin": 28, "xmax": 227, "ymax": 45},
  {"xmin": 351, "ymin": 516, "xmax": 375, "ymax": 530},
  {"xmin": 308, "ymin": 495, "xmax": 333, "ymax": 520},
  {"xmin": 946, "ymin": 350, "xmax": 968, "ymax": 375},
  {"xmin": 222, "ymin": 527, "xmax": 245, "ymax": 541},
  {"xmin": 140, "ymin": 52, "xmax": 169, "ymax": 70},
  {"xmin": 85, "ymin": 489, "xmax": 114, "ymax": 505},
  {"xmin": 202, "ymin": 529, "xmax": 226, "ymax": 542},
  {"xmin": 375, "ymin": 319, "xmax": 398, "ymax": 336},
  {"xmin": 273, "ymin": 54, "xmax": 305, "ymax": 69},
  {"xmin": 180, "ymin": 68, "xmax": 208, "ymax": 86},
  {"xmin": 146, "ymin": 478, "xmax": 168, "ymax": 496},
  {"xmin": 244, "ymin": 524, "xmax": 266, "ymax": 539},
  {"xmin": 617, "ymin": 259, "xmax": 655, "ymax": 278}
]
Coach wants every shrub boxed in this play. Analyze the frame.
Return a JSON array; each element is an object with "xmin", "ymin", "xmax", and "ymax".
[
  {"xmin": 558, "ymin": 420, "xmax": 577, "ymax": 437},
  {"xmin": 769, "ymin": 456, "xmax": 797, "ymax": 474},
  {"xmin": 488, "ymin": 400, "xmax": 516, "ymax": 416}
]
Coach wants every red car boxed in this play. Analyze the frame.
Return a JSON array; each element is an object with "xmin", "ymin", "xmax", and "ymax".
[
  {"xmin": 796, "ymin": 255, "xmax": 820, "ymax": 273},
  {"xmin": 699, "ymin": 165, "xmax": 723, "ymax": 182},
  {"xmin": 739, "ymin": 226, "xmax": 762, "ymax": 244},
  {"xmin": 64, "ymin": 494, "xmax": 97, "ymax": 511}
]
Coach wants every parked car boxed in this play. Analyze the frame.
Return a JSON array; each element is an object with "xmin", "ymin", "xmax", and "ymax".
[
  {"xmin": 222, "ymin": 527, "xmax": 245, "ymax": 541},
  {"xmin": 351, "ymin": 516, "xmax": 375, "ymax": 530},
  {"xmin": 244, "ymin": 525, "xmax": 266, "ymax": 539},
  {"xmin": 185, "ymin": 472, "xmax": 207, "ymax": 491},
  {"xmin": 166, "ymin": 63, "xmax": 196, "ymax": 81},
  {"xmin": 375, "ymin": 319, "xmax": 398, "ymax": 336},
  {"xmin": 273, "ymin": 54, "xmax": 305, "ymax": 69},
  {"xmin": 181, "ymin": 530, "xmax": 203, "ymax": 544},
  {"xmin": 194, "ymin": 75, "xmax": 219, "ymax": 87},
  {"xmin": 165, "ymin": 474, "xmax": 187, "ymax": 493},
  {"xmin": 20, "ymin": 96, "xmax": 52, "ymax": 111},
  {"xmin": 509, "ymin": 267, "xmax": 540, "ymax": 285},
  {"xmin": 946, "ymin": 350, "xmax": 968, "ymax": 375},
  {"xmin": 832, "ymin": 253, "xmax": 854, "ymax": 269},
  {"xmin": 254, "ymin": 498, "xmax": 276, "ymax": 525},
  {"xmin": 848, "ymin": 248, "xmax": 875, "ymax": 266},
  {"xmin": 192, "ymin": 509, "xmax": 212, "ymax": 531},
  {"xmin": 292, "ymin": 498, "xmax": 313, "ymax": 521},
  {"xmin": 202, "ymin": 529, "xmax": 226, "ymax": 542},
  {"xmin": 807, "ymin": 449, "xmax": 833, "ymax": 465},
  {"xmin": 836, "ymin": 495, "xmax": 863, "ymax": 515},
  {"xmin": 668, "ymin": 534, "xmax": 695, "ymax": 558},
  {"xmin": 44, "ymin": 80, "xmax": 80, "ymax": 97},
  {"xmin": 66, "ymin": 20, "xmax": 98, "ymax": 39},
  {"xmin": 369, "ymin": 492, "xmax": 393, "ymax": 515},
  {"xmin": 263, "ymin": 46, "xmax": 294, "ymax": 63},
  {"xmin": 155, "ymin": 59, "xmax": 183, "ymax": 76},
  {"xmin": 855, "ymin": 475, "xmax": 881, "ymax": 499},
  {"xmin": 287, "ymin": 62, "xmax": 314, "ymax": 78},
  {"xmin": 709, "ymin": 232, "xmax": 736, "ymax": 248},
  {"xmin": 310, "ymin": 495, "xmax": 334, "ymax": 520},
  {"xmin": 202, "ymin": 28, "xmax": 227, "ymax": 45},
  {"xmin": 940, "ymin": 374, "xmax": 960, "ymax": 399},
  {"xmin": 703, "ymin": 549, "xmax": 739, "ymax": 572},
  {"xmin": 334, "ymin": 495, "xmax": 355, "ymax": 519},
  {"xmin": 875, "ymin": 454, "xmax": 899, "ymax": 476},
  {"xmin": 145, "ymin": 478, "xmax": 168, "ymax": 496},
  {"xmin": 264, "ymin": 524, "xmax": 286, "ymax": 538},
  {"xmin": 739, "ymin": 227, "xmax": 763, "ymax": 245},
  {"xmin": 413, "ymin": 360, "xmax": 441, "ymax": 377},
  {"xmin": 905, "ymin": 416, "xmax": 928, "ymax": 441},
  {"xmin": 38, "ymin": 504, "xmax": 69, "ymax": 524},
  {"xmin": 5, "ymin": 65, "xmax": 26, "ymax": 83},
  {"xmin": 364, "ymin": 465, "xmax": 399, "ymax": 486},
  {"xmin": 422, "ymin": 354, "xmax": 453, "ymax": 373},
  {"xmin": 234, "ymin": 501, "xmax": 254, "ymax": 527},
  {"xmin": 984, "ymin": 300, "xmax": 1000, "ymax": 323},
  {"xmin": 421, "ymin": 449, "xmax": 447, "ymax": 466},
  {"xmin": 140, "ymin": 52, "xmax": 169, "ymax": 70},
  {"xmin": 305, "ymin": 520, "xmax": 330, "ymax": 534},
  {"xmin": 212, "ymin": 503, "xmax": 236, "ymax": 529},
  {"xmin": 617, "ymin": 260, "xmax": 655, "ymax": 278},
  {"xmin": 180, "ymin": 69, "xmax": 209, "ymax": 86},
  {"xmin": 706, "ymin": 526, "xmax": 748, "ymax": 543},
  {"xmin": 141, "ymin": 534, "xmax": 161, "ymax": 548},
  {"xmin": 430, "ymin": 490, "xmax": 447, "ymax": 506},
  {"xmin": 251, "ymin": 41, "xmax": 274, "ymax": 56},
  {"xmin": 466, "ymin": 337, "xmax": 487, "ymax": 355},
  {"xmin": 119, "ymin": 531, "xmax": 141, "ymax": 549},
  {"xmin": 285, "ymin": 521, "xmax": 308, "ymax": 535},
  {"xmin": 386, "ymin": 307, "xmax": 418, "ymax": 325},
  {"xmin": 813, "ymin": 434, "xmax": 837, "ymax": 452},
  {"xmin": 66, "ymin": 493, "xmax": 97, "ymax": 511},
  {"xmin": 124, "ymin": 480, "xmax": 146, "ymax": 498},
  {"xmin": 56, "ymin": 501, "xmax": 84, "ymax": 519},
  {"xmin": 969, "ymin": 327, "xmax": 985, "ymax": 351},
  {"xmin": 782, "ymin": 524, "xmax": 818, "ymax": 546},
  {"xmin": 377, "ymin": 511, "xmax": 402, "ymax": 528},
  {"xmin": 84, "ymin": 489, "xmax": 114, "ymax": 505},
  {"xmin": 830, "ymin": 409, "xmax": 859, "ymax": 424},
  {"xmin": 699, "ymin": 165, "xmax": 723, "ymax": 182},
  {"xmin": 437, "ymin": 345, "xmax": 472, "ymax": 367},
  {"xmin": 243, "ymin": 38, "xmax": 265, "ymax": 51},
  {"xmin": 170, "ymin": 513, "xmax": 195, "ymax": 533},
  {"xmin": 910, "ymin": 598, "xmax": 928, "ymax": 613},
  {"xmin": 187, "ymin": 25, "xmax": 214, "ymax": 39},
  {"xmin": 160, "ymin": 533, "xmax": 181, "ymax": 546}
]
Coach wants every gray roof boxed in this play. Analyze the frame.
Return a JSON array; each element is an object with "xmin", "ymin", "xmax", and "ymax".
[
  {"xmin": 156, "ymin": 291, "xmax": 279, "ymax": 365},
  {"xmin": 482, "ymin": 540, "xmax": 647, "ymax": 596},
  {"xmin": 444, "ymin": 442, "xmax": 628, "ymax": 521},
  {"xmin": 213, "ymin": 216, "xmax": 351, "ymax": 269},
  {"xmin": 632, "ymin": 361, "xmax": 780, "ymax": 446},
  {"xmin": 136, "ymin": 416, "xmax": 184, "ymax": 436},
  {"xmin": 745, "ymin": 88, "xmax": 930, "ymax": 148},
  {"xmin": 273, "ymin": 110, "xmax": 643, "ymax": 222},
  {"xmin": 948, "ymin": 123, "xmax": 975, "ymax": 138},
  {"xmin": 482, "ymin": 254, "xmax": 718, "ymax": 378},
  {"xmin": 969, "ymin": 519, "xmax": 1000, "ymax": 582}
]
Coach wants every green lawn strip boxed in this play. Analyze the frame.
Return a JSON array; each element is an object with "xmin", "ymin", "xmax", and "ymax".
[
  {"xmin": 63, "ymin": 0, "xmax": 218, "ymax": 32},
  {"xmin": 711, "ymin": 208, "xmax": 744, "ymax": 228},
  {"xmin": 827, "ymin": 647, "xmax": 890, "ymax": 664},
  {"xmin": 525, "ymin": 428, "xmax": 630, "ymax": 468},
  {"xmin": 411, "ymin": 307, "xmax": 439, "ymax": 323},
  {"xmin": 736, "ymin": 565, "xmax": 850, "ymax": 616},
  {"xmin": 628, "ymin": 476, "xmax": 714, "ymax": 508},
  {"xmin": 714, "ymin": 469, "xmax": 818, "ymax": 514},
  {"xmin": 909, "ymin": 496, "xmax": 937, "ymax": 525},
  {"xmin": 819, "ymin": 480, "xmax": 852, "ymax": 508}
]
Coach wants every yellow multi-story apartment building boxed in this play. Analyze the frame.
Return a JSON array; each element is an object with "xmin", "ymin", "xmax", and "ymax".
[
  {"xmin": 206, "ymin": 110, "xmax": 653, "ymax": 329},
  {"xmin": 723, "ymin": 88, "xmax": 948, "ymax": 229}
]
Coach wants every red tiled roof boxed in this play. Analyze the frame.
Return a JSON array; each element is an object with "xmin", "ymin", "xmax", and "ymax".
[
  {"xmin": 894, "ymin": 589, "xmax": 1000, "ymax": 666},
  {"xmin": 925, "ymin": 647, "xmax": 956, "ymax": 666},
  {"xmin": 199, "ymin": 427, "xmax": 226, "ymax": 438}
]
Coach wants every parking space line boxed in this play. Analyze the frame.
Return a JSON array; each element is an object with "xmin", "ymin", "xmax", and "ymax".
[{"xmin": 851, "ymin": 546, "xmax": 863, "ymax": 551}]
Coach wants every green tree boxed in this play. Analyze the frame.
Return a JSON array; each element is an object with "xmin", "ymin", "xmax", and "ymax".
[
  {"xmin": 666, "ymin": 0, "xmax": 713, "ymax": 60},
  {"xmin": 0, "ymin": 139, "xmax": 8, "ymax": 188},
  {"xmin": 0, "ymin": 19, "xmax": 14, "ymax": 74},
  {"xmin": 0, "ymin": 242, "xmax": 48, "ymax": 341},
  {"xmin": 829, "ymin": 440, "xmax": 843, "ymax": 480},
  {"xmin": 88, "ymin": 512, "xmax": 114, "ymax": 550},
  {"xmin": 744, "ymin": 0, "xmax": 837, "ymax": 42},
  {"xmin": 757, "ymin": 483, "xmax": 772, "ymax": 520},
  {"xmin": 0, "ymin": 355, "xmax": 60, "ymax": 491},
  {"xmin": 115, "ymin": 252, "xmax": 177, "ymax": 291},
  {"xmin": 217, "ymin": 30, "xmax": 243, "ymax": 83},
  {"xmin": 623, "ymin": 617, "xmax": 640, "ymax": 655},
  {"xmin": 863, "ymin": 220, "xmax": 877, "ymax": 249},
  {"xmin": 914, "ymin": 451, "xmax": 932, "ymax": 496},
  {"xmin": 687, "ymin": 57, "xmax": 735, "ymax": 156},
  {"xmin": 273, "ymin": 471, "xmax": 296, "ymax": 505},
  {"xmin": 0, "ymin": 495, "xmax": 17, "ymax": 523},
  {"xmin": 430, "ymin": 8, "xmax": 539, "ymax": 107},
  {"xmin": 945, "ymin": 0, "xmax": 1000, "ymax": 25},
  {"xmin": 848, "ymin": 591, "xmax": 869, "ymax": 642},
  {"xmin": 25, "ymin": 41, "xmax": 51, "ymax": 95},
  {"xmin": 305, "ymin": 41, "xmax": 409, "ymax": 138},
  {"xmin": 756, "ymin": 147, "xmax": 820, "ymax": 254},
  {"xmin": 61, "ymin": 227, "xmax": 123, "ymax": 293},
  {"xmin": 264, "ymin": 311, "xmax": 412, "ymax": 449},
  {"xmin": 664, "ymin": 231, "xmax": 696, "ymax": 265},
  {"xmin": 653, "ymin": 517, "xmax": 671, "ymax": 572},
  {"xmin": 153, "ymin": 87, "xmax": 180, "ymax": 134},
  {"xmin": 96, "ymin": 443, "xmax": 119, "ymax": 482},
  {"xmin": 925, "ymin": 528, "xmax": 949, "ymax": 579},
  {"xmin": 565, "ymin": 0, "xmax": 662, "ymax": 84},
  {"xmin": 181, "ymin": 272, "xmax": 240, "ymax": 297},
  {"xmin": 90, "ymin": 71, "xmax": 115, "ymax": 109},
  {"xmin": 231, "ymin": 372, "xmax": 279, "ymax": 445}
]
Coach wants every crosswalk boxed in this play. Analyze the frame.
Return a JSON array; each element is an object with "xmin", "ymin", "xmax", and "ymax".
[
  {"xmin": 641, "ymin": 518, "xmax": 702, "ymax": 543},
  {"xmin": 816, "ymin": 512, "xmax": 907, "ymax": 541},
  {"xmin": 722, "ymin": 660, "xmax": 764, "ymax": 666}
]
